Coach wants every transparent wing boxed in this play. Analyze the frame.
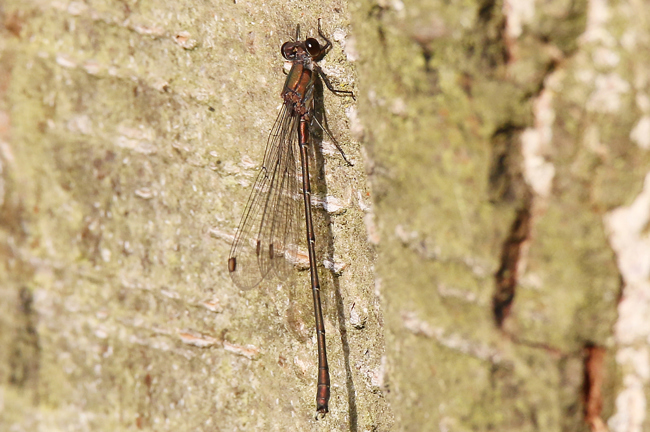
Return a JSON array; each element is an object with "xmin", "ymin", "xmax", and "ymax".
[{"xmin": 228, "ymin": 104, "xmax": 303, "ymax": 290}]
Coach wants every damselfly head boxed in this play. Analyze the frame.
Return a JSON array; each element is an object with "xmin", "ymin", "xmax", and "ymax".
[
  {"xmin": 282, "ymin": 37, "xmax": 322, "ymax": 61},
  {"xmin": 281, "ymin": 41, "xmax": 298, "ymax": 60},
  {"xmin": 305, "ymin": 38, "xmax": 321, "ymax": 57}
]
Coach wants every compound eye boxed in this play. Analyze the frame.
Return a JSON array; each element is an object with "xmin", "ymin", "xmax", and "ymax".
[
  {"xmin": 305, "ymin": 38, "xmax": 321, "ymax": 57},
  {"xmin": 281, "ymin": 42, "xmax": 295, "ymax": 59}
]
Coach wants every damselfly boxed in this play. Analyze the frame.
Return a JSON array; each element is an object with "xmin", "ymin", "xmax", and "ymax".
[{"xmin": 227, "ymin": 20, "xmax": 354, "ymax": 416}]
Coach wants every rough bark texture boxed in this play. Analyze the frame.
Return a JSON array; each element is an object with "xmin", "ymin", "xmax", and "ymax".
[
  {"xmin": 0, "ymin": 1, "xmax": 387, "ymax": 430},
  {"xmin": 1, "ymin": 0, "xmax": 649, "ymax": 431},
  {"xmin": 350, "ymin": 0, "xmax": 650, "ymax": 431}
]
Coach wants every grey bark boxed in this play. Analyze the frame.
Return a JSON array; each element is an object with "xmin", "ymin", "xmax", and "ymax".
[
  {"xmin": 352, "ymin": 0, "xmax": 649, "ymax": 431},
  {"xmin": 0, "ymin": 1, "xmax": 386, "ymax": 430},
  {"xmin": 2, "ymin": 0, "xmax": 649, "ymax": 431}
]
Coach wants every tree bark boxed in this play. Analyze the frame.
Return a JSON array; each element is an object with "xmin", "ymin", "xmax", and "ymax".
[
  {"xmin": 0, "ymin": 1, "xmax": 386, "ymax": 430},
  {"xmin": 351, "ymin": 0, "xmax": 649, "ymax": 431},
  {"xmin": 2, "ymin": 0, "xmax": 650, "ymax": 431}
]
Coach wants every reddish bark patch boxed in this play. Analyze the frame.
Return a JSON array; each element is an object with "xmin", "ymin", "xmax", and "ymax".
[{"xmin": 584, "ymin": 344, "xmax": 608, "ymax": 432}]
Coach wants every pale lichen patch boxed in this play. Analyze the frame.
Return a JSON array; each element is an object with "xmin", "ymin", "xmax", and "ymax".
[
  {"xmin": 587, "ymin": 73, "xmax": 630, "ymax": 113},
  {"xmin": 605, "ymin": 172, "xmax": 650, "ymax": 432},
  {"xmin": 503, "ymin": 0, "xmax": 535, "ymax": 40},
  {"xmin": 630, "ymin": 116, "xmax": 650, "ymax": 150},
  {"xmin": 521, "ymin": 77, "xmax": 557, "ymax": 199}
]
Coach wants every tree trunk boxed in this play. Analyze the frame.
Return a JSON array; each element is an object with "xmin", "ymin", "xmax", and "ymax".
[
  {"xmin": 352, "ymin": 0, "xmax": 648, "ymax": 431},
  {"xmin": 0, "ymin": 1, "xmax": 386, "ymax": 430},
  {"xmin": 1, "ymin": 0, "xmax": 648, "ymax": 431}
]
